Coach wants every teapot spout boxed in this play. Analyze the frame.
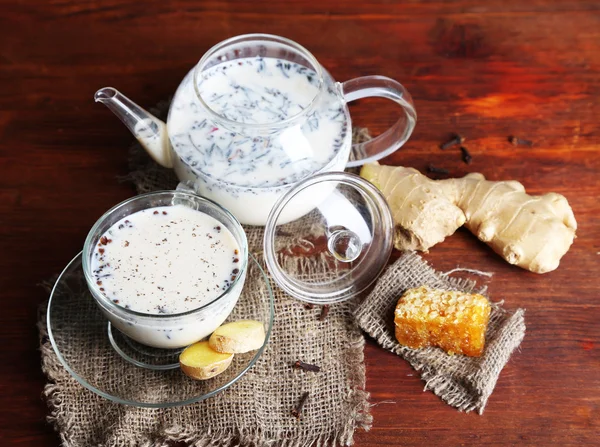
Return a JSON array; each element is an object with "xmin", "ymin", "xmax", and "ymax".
[{"xmin": 94, "ymin": 87, "xmax": 173, "ymax": 168}]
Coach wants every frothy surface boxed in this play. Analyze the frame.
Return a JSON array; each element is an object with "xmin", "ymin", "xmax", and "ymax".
[{"xmin": 90, "ymin": 205, "xmax": 241, "ymax": 315}]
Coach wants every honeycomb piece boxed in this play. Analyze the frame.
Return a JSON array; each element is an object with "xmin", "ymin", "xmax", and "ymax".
[{"xmin": 394, "ymin": 286, "xmax": 491, "ymax": 357}]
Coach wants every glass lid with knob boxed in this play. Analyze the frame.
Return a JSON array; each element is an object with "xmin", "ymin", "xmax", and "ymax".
[{"xmin": 263, "ymin": 172, "xmax": 394, "ymax": 304}]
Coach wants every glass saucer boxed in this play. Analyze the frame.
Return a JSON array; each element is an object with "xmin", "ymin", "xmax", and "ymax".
[{"xmin": 47, "ymin": 252, "xmax": 274, "ymax": 408}]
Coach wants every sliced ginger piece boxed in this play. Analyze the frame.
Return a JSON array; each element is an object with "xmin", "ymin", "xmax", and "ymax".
[
  {"xmin": 209, "ymin": 320, "xmax": 265, "ymax": 354},
  {"xmin": 179, "ymin": 341, "xmax": 234, "ymax": 380}
]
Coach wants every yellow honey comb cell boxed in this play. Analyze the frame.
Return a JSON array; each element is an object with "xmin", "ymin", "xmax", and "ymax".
[{"xmin": 394, "ymin": 286, "xmax": 491, "ymax": 357}]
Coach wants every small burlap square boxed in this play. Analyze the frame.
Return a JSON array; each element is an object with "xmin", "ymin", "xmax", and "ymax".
[
  {"xmin": 38, "ymin": 101, "xmax": 374, "ymax": 447},
  {"xmin": 354, "ymin": 252, "xmax": 526, "ymax": 414}
]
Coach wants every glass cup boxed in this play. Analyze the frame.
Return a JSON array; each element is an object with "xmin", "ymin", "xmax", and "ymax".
[{"xmin": 82, "ymin": 190, "xmax": 248, "ymax": 349}]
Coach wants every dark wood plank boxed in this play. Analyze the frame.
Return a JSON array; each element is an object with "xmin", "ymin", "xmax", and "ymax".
[{"xmin": 0, "ymin": 0, "xmax": 598, "ymax": 445}]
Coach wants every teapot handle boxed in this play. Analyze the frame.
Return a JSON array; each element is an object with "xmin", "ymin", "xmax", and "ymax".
[{"xmin": 340, "ymin": 76, "xmax": 417, "ymax": 168}]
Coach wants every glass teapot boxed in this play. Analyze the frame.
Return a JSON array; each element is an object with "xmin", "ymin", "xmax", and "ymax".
[{"xmin": 95, "ymin": 33, "xmax": 416, "ymax": 226}]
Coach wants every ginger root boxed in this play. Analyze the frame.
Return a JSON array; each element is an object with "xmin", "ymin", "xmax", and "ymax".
[
  {"xmin": 361, "ymin": 164, "xmax": 577, "ymax": 273},
  {"xmin": 360, "ymin": 164, "xmax": 465, "ymax": 251}
]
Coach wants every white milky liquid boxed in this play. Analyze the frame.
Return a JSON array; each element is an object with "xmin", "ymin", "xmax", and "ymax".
[
  {"xmin": 90, "ymin": 205, "xmax": 244, "ymax": 348},
  {"xmin": 166, "ymin": 57, "xmax": 351, "ymax": 225}
]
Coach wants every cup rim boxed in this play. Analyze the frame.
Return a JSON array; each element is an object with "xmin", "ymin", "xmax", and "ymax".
[
  {"xmin": 192, "ymin": 33, "xmax": 324, "ymax": 131},
  {"xmin": 82, "ymin": 190, "xmax": 249, "ymax": 320}
]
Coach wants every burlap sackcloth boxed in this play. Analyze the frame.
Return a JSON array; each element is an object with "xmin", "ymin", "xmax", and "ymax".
[
  {"xmin": 354, "ymin": 251, "xmax": 526, "ymax": 414},
  {"xmin": 37, "ymin": 104, "xmax": 375, "ymax": 447}
]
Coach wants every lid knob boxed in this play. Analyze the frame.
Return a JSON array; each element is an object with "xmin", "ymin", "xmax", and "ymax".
[{"xmin": 328, "ymin": 229, "xmax": 361, "ymax": 262}]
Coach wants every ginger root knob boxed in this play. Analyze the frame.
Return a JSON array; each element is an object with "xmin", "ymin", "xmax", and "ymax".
[{"xmin": 360, "ymin": 164, "xmax": 577, "ymax": 274}]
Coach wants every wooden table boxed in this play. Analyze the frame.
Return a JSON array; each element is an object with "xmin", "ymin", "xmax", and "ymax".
[{"xmin": 1, "ymin": 1, "xmax": 598, "ymax": 445}]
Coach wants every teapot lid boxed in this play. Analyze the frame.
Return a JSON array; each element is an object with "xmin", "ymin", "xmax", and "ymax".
[{"xmin": 263, "ymin": 172, "xmax": 394, "ymax": 304}]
